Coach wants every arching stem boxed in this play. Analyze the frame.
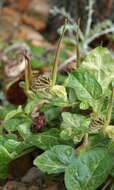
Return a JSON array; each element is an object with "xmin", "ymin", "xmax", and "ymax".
[
  {"xmin": 105, "ymin": 84, "xmax": 114, "ymax": 126},
  {"xmin": 51, "ymin": 18, "xmax": 67, "ymax": 87},
  {"xmin": 18, "ymin": 53, "xmax": 32, "ymax": 91},
  {"xmin": 76, "ymin": 19, "xmax": 81, "ymax": 69}
]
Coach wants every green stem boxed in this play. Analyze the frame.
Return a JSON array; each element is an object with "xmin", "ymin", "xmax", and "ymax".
[
  {"xmin": 106, "ymin": 86, "xmax": 114, "ymax": 126},
  {"xmin": 18, "ymin": 53, "xmax": 32, "ymax": 92},
  {"xmin": 76, "ymin": 20, "xmax": 81, "ymax": 69},
  {"xmin": 83, "ymin": 133, "xmax": 88, "ymax": 148},
  {"xmin": 25, "ymin": 55, "xmax": 32, "ymax": 91},
  {"xmin": 25, "ymin": 60, "xmax": 29, "ymax": 91},
  {"xmin": 14, "ymin": 147, "xmax": 35, "ymax": 160},
  {"xmin": 51, "ymin": 19, "xmax": 67, "ymax": 87}
]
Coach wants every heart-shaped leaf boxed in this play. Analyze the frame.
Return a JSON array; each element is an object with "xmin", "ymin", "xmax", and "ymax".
[
  {"xmin": 80, "ymin": 47, "xmax": 114, "ymax": 92},
  {"xmin": 65, "ymin": 71, "xmax": 102, "ymax": 111},
  {"xmin": 60, "ymin": 112, "xmax": 90, "ymax": 143},
  {"xmin": 65, "ymin": 148, "xmax": 113, "ymax": 190},
  {"xmin": 34, "ymin": 145, "xmax": 77, "ymax": 174}
]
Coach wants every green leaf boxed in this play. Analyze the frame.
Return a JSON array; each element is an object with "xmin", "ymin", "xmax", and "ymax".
[
  {"xmin": 65, "ymin": 71, "xmax": 102, "ymax": 111},
  {"xmin": 79, "ymin": 101, "xmax": 90, "ymax": 110},
  {"xmin": 65, "ymin": 148, "xmax": 113, "ymax": 190},
  {"xmin": 0, "ymin": 134, "xmax": 17, "ymax": 145},
  {"xmin": 31, "ymin": 129, "xmax": 61, "ymax": 150},
  {"xmin": 0, "ymin": 134, "xmax": 26, "ymax": 155},
  {"xmin": 68, "ymin": 88, "xmax": 78, "ymax": 102},
  {"xmin": 80, "ymin": 47, "xmax": 114, "ymax": 92},
  {"xmin": 4, "ymin": 139, "xmax": 22, "ymax": 153},
  {"xmin": 3, "ymin": 118, "xmax": 22, "ymax": 132},
  {"xmin": 24, "ymin": 97, "xmax": 41, "ymax": 115},
  {"xmin": 0, "ymin": 146, "xmax": 13, "ymax": 179},
  {"xmin": 17, "ymin": 120, "xmax": 32, "ymax": 139},
  {"xmin": 44, "ymin": 107, "xmax": 60, "ymax": 123},
  {"xmin": 4, "ymin": 106, "xmax": 25, "ymax": 122},
  {"xmin": 88, "ymin": 134, "xmax": 111, "ymax": 149},
  {"xmin": 50, "ymin": 85, "xmax": 67, "ymax": 101},
  {"xmin": 65, "ymin": 71, "xmax": 102, "ymax": 100},
  {"xmin": 60, "ymin": 112, "xmax": 90, "ymax": 143},
  {"xmin": 34, "ymin": 145, "xmax": 77, "ymax": 174},
  {"xmin": 3, "ymin": 117, "xmax": 32, "ymax": 133},
  {"xmin": 50, "ymin": 97, "xmax": 73, "ymax": 107}
]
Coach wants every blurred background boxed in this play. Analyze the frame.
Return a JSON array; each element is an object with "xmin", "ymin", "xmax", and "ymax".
[
  {"xmin": 0, "ymin": 1, "xmax": 114, "ymax": 189},
  {"xmin": 0, "ymin": 0, "xmax": 114, "ymax": 43}
]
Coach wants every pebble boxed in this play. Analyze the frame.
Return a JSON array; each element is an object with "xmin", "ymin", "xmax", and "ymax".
[{"xmin": 21, "ymin": 167, "xmax": 43, "ymax": 184}]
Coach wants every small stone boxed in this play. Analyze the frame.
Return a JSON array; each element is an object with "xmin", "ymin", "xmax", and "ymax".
[
  {"xmin": 17, "ymin": 25, "xmax": 52, "ymax": 48},
  {"xmin": 16, "ymin": 183, "xmax": 27, "ymax": 190},
  {"xmin": 21, "ymin": 14, "xmax": 46, "ymax": 31},
  {"xmin": 21, "ymin": 167, "xmax": 43, "ymax": 184},
  {"xmin": 28, "ymin": 185, "xmax": 39, "ymax": 190},
  {"xmin": 3, "ymin": 181, "xmax": 17, "ymax": 190},
  {"xmin": 3, "ymin": 182, "xmax": 27, "ymax": 190},
  {"xmin": 28, "ymin": 0, "xmax": 49, "ymax": 19}
]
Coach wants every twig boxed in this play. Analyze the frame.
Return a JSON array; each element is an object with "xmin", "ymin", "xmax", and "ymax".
[
  {"xmin": 85, "ymin": 0, "xmax": 95, "ymax": 38},
  {"xmin": 1, "ymin": 42, "xmax": 51, "ymax": 62},
  {"xmin": 3, "ymin": 42, "xmax": 30, "ymax": 54},
  {"xmin": 50, "ymin": 7, "xmax": 84, "ymax": 41},
  {"xmin": 50, "ymin": 7, "xmax": 74, "ymax": 24},
  {"xmin": 101, "ymin": 179, "xmax": 112, "ymax": 190},
  {"xmin": 58, "ymin": 55, "xmax": 76, "ymax": 71},
  {"xmin": 84, "ymin": 26, "xmax": 114, "ymax": 47}
]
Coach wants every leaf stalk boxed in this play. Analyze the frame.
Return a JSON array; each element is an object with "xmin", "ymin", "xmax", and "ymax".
[
  {"xmin": 51, "ymin": 19, "xmax": 67, "ymax": 86},
  {"xmin": 105, "ymin": 85, "xmax": 114, "ymax": 126}
]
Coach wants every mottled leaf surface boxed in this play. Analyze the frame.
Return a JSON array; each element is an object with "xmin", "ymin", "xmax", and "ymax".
[
  {"xmin": 60, "ymin": 112, "xmax": 90, "ymax": 143},
  {"xmin": 0, "ymin": 146, "xmax": 13, "ymax": 179},
  {"xmin": 65, "ymin": 71, "xmax": 102, "ymax": 100},
  {"xmin": 34, "ymin": 145, "xmax": 77, "ymax": 174},
  {"xmin": 65, "ymin": 71, "xmax": 102, "ymax": 111},
  {"xmin": 65, "ymin": 148, "xmax": 113, "ymax": 190},
  {"xmin": 80, "ymin": 47, "xmax": 114, "ymax": 92},
  {"xmin": 31, "ymin": 129, "xmax": 61, "ymax": 150}
]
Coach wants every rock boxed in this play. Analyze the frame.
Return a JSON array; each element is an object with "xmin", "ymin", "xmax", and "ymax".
[
  {"xmin": 21, "ymin": 167, "xmax": 43, "ymax": 184},
  {"xmin": 11, "ymin": 0, "xmax": 31, "ymax": 11},
  {"xmin": 18, "ymin": 25, "xmax": 52, "ymax": 48},
  {"xmin": 21, "ymin": 14, "xmax": 46, "ymax": 31},
  {"xmin": 19, "ymin": 26, "xmax": 44, "ymax": 41},
  {"xmin": 28, "ymin": 0, "xmax": 49, "ymax": 20},
  {"xmin": 43, "ymin": 181, "xmax": 59, "ymax": 190},
  {"xmin": 28, "ymin": 185, "xmax": 39, "ymax": 190},
  {"xmin": 3, "ymin": 181, "xmax": 28, "ymax": 190},
  {"xmin": 2, "ymin": 7, "xmax": 21, "ymax": 26},
  {"xmin": 3, "ymin": 181, "xmax": 17, "ymax": 190},
  {"xmin": 16, "ymin": 183, "xmax": 27, "ymax": 190},
  {"xmin": 0, "ymin": 7, "xmax": 21, "ymax": 40}
]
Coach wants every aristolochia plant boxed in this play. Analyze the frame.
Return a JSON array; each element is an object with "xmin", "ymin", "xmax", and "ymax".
[{"xmin": 0, "ymin": 26, "xmax": 114, "ymax": 189}]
